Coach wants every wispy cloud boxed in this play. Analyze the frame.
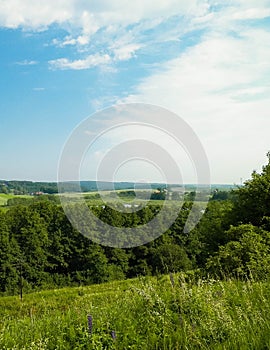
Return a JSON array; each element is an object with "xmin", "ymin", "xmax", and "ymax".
[
  {"xmin": 112, "ymin": 44, "xmax": 141, "ymax": 61},
  {"xmin": 1, "ymin": 0, "xmax": 270, "ymax": 183},
  {"xmin": 48, "ymin": 41, "xmax": 142, "ymax": 70},
  {"xmin": 15, "ymin": 59, "xmax": 38, "ymax": 65},
  {"xmin": 0, "ymin": 0, "xmax": 210, "ymax": 70},
  {"xmin": 232, "ymin": 7, "xmax": 270, "ymax": 20},
  {"xmin": 33, "ymin": 87, "xmax": 45, "ymax": 91},
  {"xmin": 49, "ymin": 54, "xmax": 111, "ymax": 70},
  {"xmin": 0, "ymin": 0, "xmax": 208, "ymax": 30},
  {"xmin": 120, "ymin": 23, "xmax": 270, "ymax": 183},
  {"xmin": 0, "ymin": 0, "xmax": 73, "ymax": 29}
]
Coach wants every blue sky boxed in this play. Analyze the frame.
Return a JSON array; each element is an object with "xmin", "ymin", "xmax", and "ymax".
[{"xmin": 0, "ymin": 0, "xmax": 270, "ymax": 183}]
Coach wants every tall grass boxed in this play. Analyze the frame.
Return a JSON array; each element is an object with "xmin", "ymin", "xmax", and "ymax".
[{"xmin": 1, "ymin": 275, "xmax": 270, "ymax": 349}]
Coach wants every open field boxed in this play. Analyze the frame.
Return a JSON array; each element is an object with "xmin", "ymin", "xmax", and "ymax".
[
  {"xmin": 0, "ymin": 193, "xmax": 31, "ymax": 206},
  {"xmin": 0, "ymin": 193, "xmax": 15, "ymax": 206},
  {"xmin": 1, "ymin": 274, "xmax": 270, "ymax": 349}
]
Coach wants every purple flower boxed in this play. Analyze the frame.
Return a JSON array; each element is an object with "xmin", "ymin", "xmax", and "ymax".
[
  {"xmin": 87, "ymin": 315, "xmax": 93, "ymax": 335},
  {"xmin": 111, "ymin": 330, "xmax": 116, "ymax": 340}
]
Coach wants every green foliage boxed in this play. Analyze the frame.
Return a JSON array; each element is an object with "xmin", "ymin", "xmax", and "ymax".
[
  {"xmin": 0, "ymin": 213, "xmax": 21, "ymax": 293},
  {"xmin": 6, "ymin": 195, "xmax": 59, "ymax": 207},
  {"xmin": 0, "ymin": 184, "xmax": 8, "ymax": 194},
  {"xmin": 150, "ymin": 188, "xmax": 166, "ymax": 200},
  {"xmin": 0, "ymin": 193, "xmax": 31, "ymax": 206},
  {"xmin": 2, "ymin": 155, "xmax": 270, "ymax": 347},
  {"xmin": 206, "ymin": 224, "xmax": 270, "ymax": 279},
  {"xmin": 150, "ymin": 244, "xmax": 192, "ymax": 273},
  {"xmin": 210, "ymin": 189, "xmax": 233, "ymax": 201},
  {"xmin": 1, "ymin": 276, "xmax": 270, "ymax": 349},
  {"xmin": 193, "ymin": 200, "xmax": 233, "ymax": 265},
  {"xmin": 0, "ymin": 180, "xmax": 59, "ymax": 195},
  {"xmin": 0, "ymin": 199, "xmax": 205, "ymax": 295},
  {"xmin": 205, "ymin": 153, "xmax": 270, "ymax": 278},
  {"xmin": 1, "ymin": 153, "xmax": 270, "ymax": 295},
  {"xmin": 232, "ymin": 153, "xmax": 270, "ymax": 228}
]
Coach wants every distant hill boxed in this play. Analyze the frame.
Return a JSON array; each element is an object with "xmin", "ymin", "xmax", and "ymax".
[
  {"xmin": 0, "ymin": 180, "xmax": 58, "ymax": 195},
  {"xmin": 0, "ymin": 179, "xmax": 237, "ymax": 195},
  {"xmin": 0, "ymin": 180, "xmax": 169, "ymax": 195}
]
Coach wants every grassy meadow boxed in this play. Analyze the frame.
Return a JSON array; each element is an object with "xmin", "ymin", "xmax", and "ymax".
[
  {"xmin": 0, "ymin": 193, "xmax": 31, "ymax": 206},
  {"xmin": 1, "ymin": 274, "xmax": 270, "ymax": 350},
  {"xmin": 0, "ymin": 193, "xmax": 16, "ymax": 206}
]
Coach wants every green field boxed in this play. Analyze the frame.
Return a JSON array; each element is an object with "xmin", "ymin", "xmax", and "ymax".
[
  {"xmin": 0, "ymin": 189, "xmax": 206, "ymax": 208},
  {"xmin": 0, "ymin": 193, "xmax": 31, "ymax": 206},
  {"xmin": 0, "ymin": 193, "xmax": 15, "ymax": 205},
  {"xmin": 1, "ymin": 274, "xmax": 270, "ymax": 349}
]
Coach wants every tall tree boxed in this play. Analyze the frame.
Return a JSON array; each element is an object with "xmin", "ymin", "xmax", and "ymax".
[{"xmin": 233, "ymin": 152, "xmax": 270, "ymax": 228}]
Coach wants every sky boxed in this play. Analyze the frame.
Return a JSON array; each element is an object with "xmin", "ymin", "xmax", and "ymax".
[{"xmin": 0, "ymin": 0, "xmax": 270, "ymax": 184}]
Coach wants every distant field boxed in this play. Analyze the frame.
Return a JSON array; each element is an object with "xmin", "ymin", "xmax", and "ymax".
[
  {"xmin": 0, "ymin": 193, "xmax": 31, "ymax": 206},
  {"xmin": 1, "ymin": 275, "xmax": 270, "ymax": 349},
  {"xmin": 0, "ymin": 191, "xmax": 208, "ymax": 210},
  {"xmin": 0, "ymin": 193, "xmax": 16, "ymax": 205}
]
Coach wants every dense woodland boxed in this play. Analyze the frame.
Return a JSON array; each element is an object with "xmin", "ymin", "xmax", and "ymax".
[{"xmin": 1, "ymin": 155, "xmax": 270, "ymax": 295}]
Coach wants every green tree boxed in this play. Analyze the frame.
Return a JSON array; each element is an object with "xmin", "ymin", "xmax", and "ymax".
[
  {"xmin": 0, "ymin": 185, "xmax": 8, "ymax": 194},
  {"xmin": 206, "ymin": 224, "xmax": 270, "ymax": 279},
  {"xmin": 80, "ymin": 244, "xmax": 109, "ymax": 284},
  {"xmin": 232, "ymin": 152, "xmax": 270, "ymax": 228},
  {"xmin": 0, "ymin": 213, "xmax": 21, "ymax": 294},
  {"xmin": 150, "ymin": 244, "xmax": 191, "ymax": 274},
  {"xmin": 194, "ymin": 200, "xmax": 233, "ymax": 265}
]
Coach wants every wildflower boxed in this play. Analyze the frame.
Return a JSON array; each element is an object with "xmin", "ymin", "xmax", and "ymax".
[
  {"xmin": 87, "ymin": 315, "xmax": 93, "ymax": 335},
  {"xmin": 111, "ymin": 331, "xmax": 116, "ymax": 340}
]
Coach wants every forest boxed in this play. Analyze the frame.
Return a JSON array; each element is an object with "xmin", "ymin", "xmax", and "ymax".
[{"xmin": 1, "ymin": 155, "xmax": 270, "ymax": 296}]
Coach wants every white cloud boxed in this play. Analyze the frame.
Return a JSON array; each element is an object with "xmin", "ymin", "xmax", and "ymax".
[
  {"xmin": 120, "ymin": 28, "xmax": 270, "ymax": 183},
  {"xmin": 80, "ymin": 122, "xmax": 196, "ymax": 183},
  {"xmin": 0, "ymin": 0, "xmax": 211, "ymax": 70},
  {"xmin": 232, "ymin": 7, "xmax": 270, "ymax": 20},
  {"xmin": 113, "ymin": 43, "xmax": 141, "ymax": 61},
  {"xmin": 15, "ymin": 59, "xmax": 38, "ymax": 65},
  {"xmin": 2, "ymin": 0, "xmax": 270, "ymax": 182},
  {"xmin": 189, "ymin": 1, "xmax": 270, "ymax": 37},
  {"xmin": 0, "ymin": 0, "xmax": 208, "ymax": 30},
  {"xmin": 0, "ymin": 0, "xmax": 73, "ymax": 29},
  {"xmin": 49, "ymin": 53, "xmax": 111, "ymax": 70},
  {"xmin": 52, "ymin": 36, "xmax": 77, "ymax": 47},
  {"xmin": 2, "ymin": 0, "xmax": 270, "ymax": 70},
  {"xmin": 0, "ymin": 0, "xmax": 210, "ymax": 58}
]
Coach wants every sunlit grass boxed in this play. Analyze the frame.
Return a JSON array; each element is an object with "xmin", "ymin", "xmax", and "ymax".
[
  {"xmin": 0, "ymin": 193, "xmax": 31, "ymax": 206},
  {"xmin": 1, "ymin": 274, "xmax": 270, "ymax": 349}
]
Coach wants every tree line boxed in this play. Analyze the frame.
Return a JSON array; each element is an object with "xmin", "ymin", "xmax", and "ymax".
[{"xmin": 1, "ymin": 155, "xmax": 270, "ymax": 295}]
